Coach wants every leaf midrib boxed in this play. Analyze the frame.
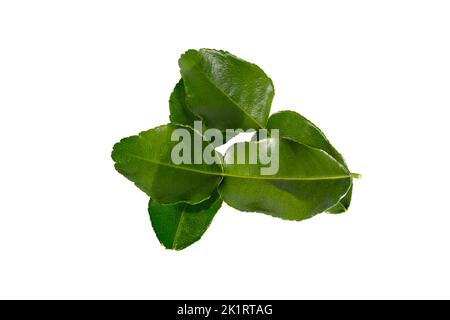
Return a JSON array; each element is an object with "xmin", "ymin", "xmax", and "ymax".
[
  {"xmin": 125, "ymin": 153, "xmax": 352, "ymax": 181},
  {"xmin": 171, "ymin": 204, "xmax": 186, "ymax": 249}
]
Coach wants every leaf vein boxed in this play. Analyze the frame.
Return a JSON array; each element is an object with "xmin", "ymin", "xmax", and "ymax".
[{"xmin": 124, "ymin": 153, "xmax": 352, "ymax": 181}]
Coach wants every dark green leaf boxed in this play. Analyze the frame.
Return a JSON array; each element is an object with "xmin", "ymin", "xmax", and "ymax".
[
  {"xmin": 179, "ymin": 49, "xmax": 274, "ymax": 131},
  {"xmin": 112, "ymin": 124, "xmax": 223, "ymax": 204},
  {"xmin": 169, "ymin": 79, "xmax": 200, "ymax": 127},
  {"xmin": 218, "ymin": 138, "xmax": 352, "ymax": 221},
  {"xmin": 266, "ymin": 111, "xmax": 353, "ymax": 213},
  {"xmin": 168, "ymin": 78, "xmax": 231, "ymax": 145},
  {"xmin": 149, "ymin": 191, "xmax": 222, "ymax": 250}
]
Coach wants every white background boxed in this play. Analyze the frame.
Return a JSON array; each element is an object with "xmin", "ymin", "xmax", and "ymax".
[{"xmin": 1, "ymin": 1, "xmax": 449, "ymax": 299}]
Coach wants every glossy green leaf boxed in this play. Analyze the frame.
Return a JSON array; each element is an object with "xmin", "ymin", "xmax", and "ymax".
[
  {"xmin": 266, "ymin": 111, "xmax": 353, "ymax": 213},
  {"xmin": 179, "ymin": 49, "xmax": 274, "ymax": 131},
  {"xmin": 149, "ymin": 191, "xmax": 222, "ymax": 250},
  {"xmin": 218, "ymin": 138, "xmax": 352, "ymax": 221},
  {"xmin": 169, "ymin": 79, "xmax": 200, "ymax": 127},
  {"xmin": 112, "ymin": 124, "xmax": 223, "ymax": 204}
]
